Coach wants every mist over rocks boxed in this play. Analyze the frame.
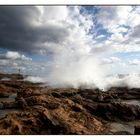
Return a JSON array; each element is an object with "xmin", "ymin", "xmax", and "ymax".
[{"xmin": 24, "ymin": 72, "xmax": 140, "ymax": 91}]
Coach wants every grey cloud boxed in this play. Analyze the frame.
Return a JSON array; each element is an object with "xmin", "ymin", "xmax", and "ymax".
[
  {"xmin": 130, "ymin": 24, "xmax": 140, "ymax": 38},
  {"xmin": 123, "ymin": 24, "xmax": 140, "ymax": 44},
  {"xmin": 0, "ymin": 6, "xmax": 69, "ymax": 54},
  {"xmin": 35, "ymin": 25, "xmax": 69, "ymax": 44},
  {"xmin": 96, "ymin": 6, "xmax": 118, "ymax": 25}
]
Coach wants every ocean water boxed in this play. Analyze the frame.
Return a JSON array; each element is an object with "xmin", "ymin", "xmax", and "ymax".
[
  {"xmin": 0, "ymin": 93, "xmax": 19, "ymax": 119},
  {"xmin": 0, "ymin": 109, "xmax": 21, "ymax": 119},
  {"xmin": 122, "ymin": 100, "xmax": 140, "ymax": 107},
  {"xmin": 1, "ymin": 77, "xmax": 11, "ymax": 81},
  {"xmin": 0, "ymin": 93, "xmax": 17, "ymax": 102},
  {"xmin": 110, "ymin": 120, "xmax": 140, "ymax": 134}
]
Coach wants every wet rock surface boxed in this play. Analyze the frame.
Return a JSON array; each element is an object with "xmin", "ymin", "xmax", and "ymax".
[
  {"xmin": 0, "ymin": 73, "xmax": 140, "ymax": 135},
  {"xmin": 134, "ymin": 125, "xmax": 140, "ymax": 134}
]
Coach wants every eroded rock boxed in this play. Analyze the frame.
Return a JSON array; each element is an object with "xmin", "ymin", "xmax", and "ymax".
[{"xmin": 0, "ymin": 73, "xmax": 140, "ymax": 135}]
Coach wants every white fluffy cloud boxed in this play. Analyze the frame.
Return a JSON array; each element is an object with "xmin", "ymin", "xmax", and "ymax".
[
  {"xmin": 37, "ymin": 6, "xmax": 68, "ymax": 22},
  {"xmin": 6, "ymin": 51, "xmax": 21, "ymax": 60},
  {"xmin": 5, "ymin": 51, "xmax": 32, "ymax": 61},
  {"xmin": 93, "ymin": 6, "xmax": 140, "ymax": 54},
  {"xmin": 102, "ymin": 57, "xmax": 121, "ymax": 64},
  {"xmin": 129, "ymin": 59, "xmax": 140, "ymax": 65}
]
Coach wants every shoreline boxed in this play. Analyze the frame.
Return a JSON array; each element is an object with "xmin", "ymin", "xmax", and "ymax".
[{"xmin": 0, "ymin": 73, "xmax": 140, "ymax": 135}]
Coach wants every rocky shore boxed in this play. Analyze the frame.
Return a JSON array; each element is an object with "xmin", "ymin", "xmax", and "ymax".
[{"xmin": 0, "ymin": 73, "xmax": 140, "ymax": 135}]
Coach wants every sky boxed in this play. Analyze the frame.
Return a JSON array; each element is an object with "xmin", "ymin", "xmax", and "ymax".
[{"xmin": 0, "ymin": 6, "xmax": 140, "ymax": 78}]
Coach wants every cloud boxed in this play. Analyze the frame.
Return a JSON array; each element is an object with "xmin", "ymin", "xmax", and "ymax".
[
  {"xmin": 37, "ymin": 6, "xmax": 68, "ymax": 21},
  {"xmin": 0, "ymin": 6, "xmax": 94, "ymax": 56},
  {"xmin": 129, "ymin": 24, "xmax": 140, "ymax": 39},
  {"xmin": 0, "ymin": 59, "xmax": 9, "ymax": 66},
  {"xmin": 5, "ymin": 51, "xmax": 32, "ymax": 61},
  {"xmin": 5, "ymin": 51, "xmax": 20, "ymax": 60},
  {"xmin": 96, "ymin": 34, "xmax": 105, "ymax": 39},
  {"xmin": 96, "ymin": 6, "xmax": 133, "ymax": 31},
  {"xmin": 102, "ymin": 57, "xmax": 121, "ymax": 64},
  {"xmin": 0, "ymin": 50, "xmax": 33, "ymax": 74},
  {"xmin": 0, "ymin": 6, "xmax": 70, "ymax": 54},
  {"xmin": 92, "ymin": 6, "xmax": 140, "ymax": 55},
  {"xmin": 129, "ymin": 59, "xmax": 140, "ymax": 65},
  {"xmin": 1, "ymin": 6, "xmax": 140, "ymax": 56}
]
